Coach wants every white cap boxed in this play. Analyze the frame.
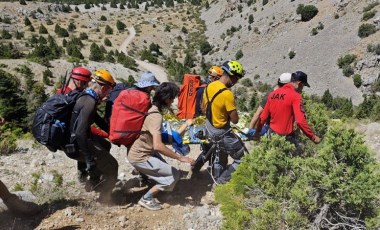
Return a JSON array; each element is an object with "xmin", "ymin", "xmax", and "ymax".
[{"xmin": 278, "ymin": 72, "xmax": 292, "ymax": 84}]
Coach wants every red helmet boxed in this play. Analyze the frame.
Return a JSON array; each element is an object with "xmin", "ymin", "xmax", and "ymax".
[{"xmin": 71, "ymin": 67, "xmax": 91, "ymax": 82}]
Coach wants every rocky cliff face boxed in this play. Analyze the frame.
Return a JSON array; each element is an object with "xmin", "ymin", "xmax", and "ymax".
[{"xmin": 202, "ymin": 0, "xmax": 380, "ymax": 105}]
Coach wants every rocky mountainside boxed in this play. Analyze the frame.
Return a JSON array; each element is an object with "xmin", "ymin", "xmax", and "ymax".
[{"xmin": 201, "ymin": 0, "xmax": 380, "ymax": 105}]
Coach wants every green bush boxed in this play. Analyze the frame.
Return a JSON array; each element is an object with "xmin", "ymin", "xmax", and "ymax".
[
  {"xmin": 140, "ymin": 49, "xmax": 157, "ymax": 64},
  {"xmin": 199, "ymin": 40, "xmax": 212, "ymax": 55},
  {"xmin": 248, "ymin": 14, "xmax": 254, "ymax": 24},
  {"xmin": 288, "ymin": 50, "xmax": 296, "ymax": 59},
  {"xmin": 337, "ymin": 54, "xmax": 357, "ymax": 68},
  {"xmin": 297, "ymin": 5, "xmax": 319, "ymax": 22},
  {"xmin": 358, "ymin": 23, "xmax": 377, "ymax": 38},
  {"xmin": 363, "ymin": 2, "xmax": 379, "ymax": 12},
  {"xmin": 240, "ymin": 78, "xmax": 253, "ymax": 87},
  {"xmin": 342, "ymin": 64, "xmax": 354, "ymax": 77},
  {"xmin": 362, "ymin": 10, "xmax": 377, "ymax": 21},
  {"xmin": 79, "ymin": 32, "xmax": 88, "ymax": 40},
  {"xmin": 353, "ymin": 74, "xmax": 362, "ymax": 88},
  {"xmin": 100, "ymin": 15, "xmax": 107, "ymax": 21},
  {"xmin": 0, "ymin": 128, "xmax": 18, "ymax": 155},
  {"xmin": 67, "ymin": 22, "xmax": 76, "ymax": 32},
  {"xmin": 235, "ymin": 49, "xmax": 243, "ymax": 60},
  {"xmin": 1, "ymin": 30, "xmax": 12, "ymax": 39},
  {"xmin": 216, "ymin": 122, "xmax": 380, "ymax": 229}
]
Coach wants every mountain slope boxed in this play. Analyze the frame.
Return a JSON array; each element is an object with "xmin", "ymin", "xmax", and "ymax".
[{"xmin": 202, "ymin": 0, "xmax": 380, "ymax": 104}]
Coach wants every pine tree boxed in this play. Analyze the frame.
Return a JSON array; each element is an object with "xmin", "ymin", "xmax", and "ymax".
[
  {"xmin": 105, "ymin": 25, "xmax": 113, "ymax": 34},
  {"xmin": 39, "ymin": 24, "xmax": 48, "ymax": 34},
  {"xmin": 321, "ymin": 89, "xmax": 333, "ymax": 109},
  {"xmin": 24, "ymin": 16, "xmax": 31, "ymax": 26},
  {"xmin": 116, "ymin": 20, "xmax": 126, "ymax": 31},
  {"xmin": 0, "ymin": 69, "xmax": 27, "ymax": 122}
]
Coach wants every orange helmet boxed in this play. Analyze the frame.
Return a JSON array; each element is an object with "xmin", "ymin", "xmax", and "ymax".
[
  {"xmin": 92, "ymin": 69, "xmax": 116, "ymax": 87},
  {"xmin": 208, "ymin": 66, "xmax": 224, "ymax": 77}
]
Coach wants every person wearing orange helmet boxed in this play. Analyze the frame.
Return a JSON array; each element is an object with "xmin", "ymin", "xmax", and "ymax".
[
  {"xmin": 194, "ymin": 66, "xmax": 224, "ymax": 117},
  {"xmin": 56, "ymin": 66, "xmax": 92, "ymax": 94},
  {"xmin": 65, "ymin": 69, "xmax": 119, "ymax": 204}
]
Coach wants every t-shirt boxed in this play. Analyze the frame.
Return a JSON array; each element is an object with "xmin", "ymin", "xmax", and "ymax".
[
  {"xmin": 203, "ymin": 81, "xmax": 236, "ymax": 128},
  {"xmin": 127, "ymin": 105, "xmax": 162, "ymax": 163},
  {"xmin": 258, "ymin": 84, "xmax": 315, "ymax": 140}
]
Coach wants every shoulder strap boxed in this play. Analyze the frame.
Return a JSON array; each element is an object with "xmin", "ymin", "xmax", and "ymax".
[{"xmin": 205, "ymin": 85, "xmax": 227, "ymax": 126}]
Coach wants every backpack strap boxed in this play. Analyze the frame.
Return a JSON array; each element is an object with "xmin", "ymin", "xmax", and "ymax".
[{"xmin": 205, "ymin": 85, "xmax": 227, "ymax": 126}]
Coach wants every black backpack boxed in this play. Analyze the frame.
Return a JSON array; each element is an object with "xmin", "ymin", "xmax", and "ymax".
[
  {"xmin": 104, "ymin": 83, "xmax": 130, "ymax": 123},
  {"xmin": 32, "ymin": 90, "xmax": 82, "ymax": 152}
]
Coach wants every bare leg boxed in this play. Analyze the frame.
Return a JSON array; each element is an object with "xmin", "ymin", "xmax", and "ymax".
[
  {"xmin": 0, "ymin": 179, "xmax": 12, "ymax": 200},
  {"xmin": 0, "ymin": 179, "xmax": 41, "ymax": 215}
]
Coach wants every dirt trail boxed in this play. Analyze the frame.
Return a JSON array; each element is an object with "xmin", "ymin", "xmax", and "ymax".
[{"xmin": 118, "ymin": 26, "xmax": 168, "ymax": 84}]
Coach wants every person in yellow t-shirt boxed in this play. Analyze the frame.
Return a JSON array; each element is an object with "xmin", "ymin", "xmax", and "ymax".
[{"xmin": 201, "ymin": 60, "xmax": 246, "ymax": 184}]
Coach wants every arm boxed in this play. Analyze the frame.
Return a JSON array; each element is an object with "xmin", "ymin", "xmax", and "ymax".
[
  {"xmin": 177, "ymin": 119, "xmax": 193, "ymax": 136},
  {"xmin": 152, "ymin": 132, "xmax": 194, "ymax": 165},
  {"xmin": 253, "ymin": 100, "xmax": 271, "ymax": 139},
  {"xmin": 74, "ymin": 99, "xmax": 96, "ymax": 164},
  {"xmin": 93, "ymin": 112, "xmax": 109, "ymax": 132},
  {"xmin": 249, "ymin": 106, "xmax": 263, "ymax": 129},
  {"xmin": 292, "ymin": 95, "xmax": 320, "ymax": 143},
  {"xmin": 228, "ymin": 110, "xmax": 239, "ymax": 124}
]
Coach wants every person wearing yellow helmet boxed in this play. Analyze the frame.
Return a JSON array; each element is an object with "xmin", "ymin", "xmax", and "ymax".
[
  {"xmin": 65, "ymin": 69, "xmax": 119, "ymax": 204},
  {"xmin": 197, "ymin": 60, "xmax": 246, "ymax": 184},
  {"xmin": 194, "ymin": 66, "xmax": 224, "ymax": 117}
]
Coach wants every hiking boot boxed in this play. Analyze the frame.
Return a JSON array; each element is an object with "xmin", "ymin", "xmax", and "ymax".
[
  {"xmin": 110, "ymin": 187, "xmax": 125, "ymax": 204},
  {"xmin": 77, "ymin": 170, "xmax": 88, "ymax": 184},
  {"xmin": 3, "ymin": 194, "xmax": 42, "ymax": 216},
  {"xmin": 138, "ymin": 196, "xmax": 162, "ymax": 211},
  {"xmin": 85, "ymin": 177, "xmax": 102, "ymax": 192}
]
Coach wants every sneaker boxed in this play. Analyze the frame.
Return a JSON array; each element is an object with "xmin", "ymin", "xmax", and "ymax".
[
  {"xmin": 138, "ymin": 197, "xmax": 162, "ymax": 211},
  {"xmin": 3, "ymin": 194, "xmax": 42, "ymax": 216}
]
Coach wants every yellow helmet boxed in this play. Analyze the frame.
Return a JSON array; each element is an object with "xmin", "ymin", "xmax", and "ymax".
[
  {"xmin": 208, "ymin": 66, "xmax": 224, "ymax": 77},
  {"xmin": 92, "ymin": 69, "xmax": 116, "ymax": 87},
  {"xmin": 221, "ymin": 60, "xmax": 245, "ymax": 79}
]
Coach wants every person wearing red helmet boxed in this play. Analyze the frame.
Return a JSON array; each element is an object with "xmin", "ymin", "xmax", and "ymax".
[{"xmin": 56, "ymin": 67, "xmax": 92, "ymax": 94}]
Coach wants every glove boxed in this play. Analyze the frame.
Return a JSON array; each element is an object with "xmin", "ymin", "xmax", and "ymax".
[{"xmin": 247, "ymin": 128, "xmax": 256, "ymax": 138}]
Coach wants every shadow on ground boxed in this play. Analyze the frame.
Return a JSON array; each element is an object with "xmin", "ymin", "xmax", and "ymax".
[
  {"xmin": 117, "ymin": 169, "xmax": 214, "ymax": 207},
  {"xmin": 0, "ymin": 199, "xmax": 80, "ymax": 230}
]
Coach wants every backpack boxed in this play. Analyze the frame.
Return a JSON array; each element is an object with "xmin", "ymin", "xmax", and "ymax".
[
  {"xmin": 104, "ymin": 83, "xmax": 130, "ymax": 123},
  {"xmin": 205, "ymin": 85, "xmax": 227, "ymax": 127},
  {"xmin": 176, "ymin": 74, "xmax": 201, "ymax": 119},
  {"xmin": 194, "ymin": 83, "xmax": 208, "ymax": 116},
  {"xmin": 109, "ymin": 89, "xmax": 157, "ymax": 146},
  {"xmin": 32, "ymin": 90, "xmax": 82, "ymax": 152}
]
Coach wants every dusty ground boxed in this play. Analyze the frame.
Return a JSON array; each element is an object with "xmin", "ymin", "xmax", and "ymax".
[{"xmin": 0, "ymin": 140, "xmax": 222, "ymax": 230}]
